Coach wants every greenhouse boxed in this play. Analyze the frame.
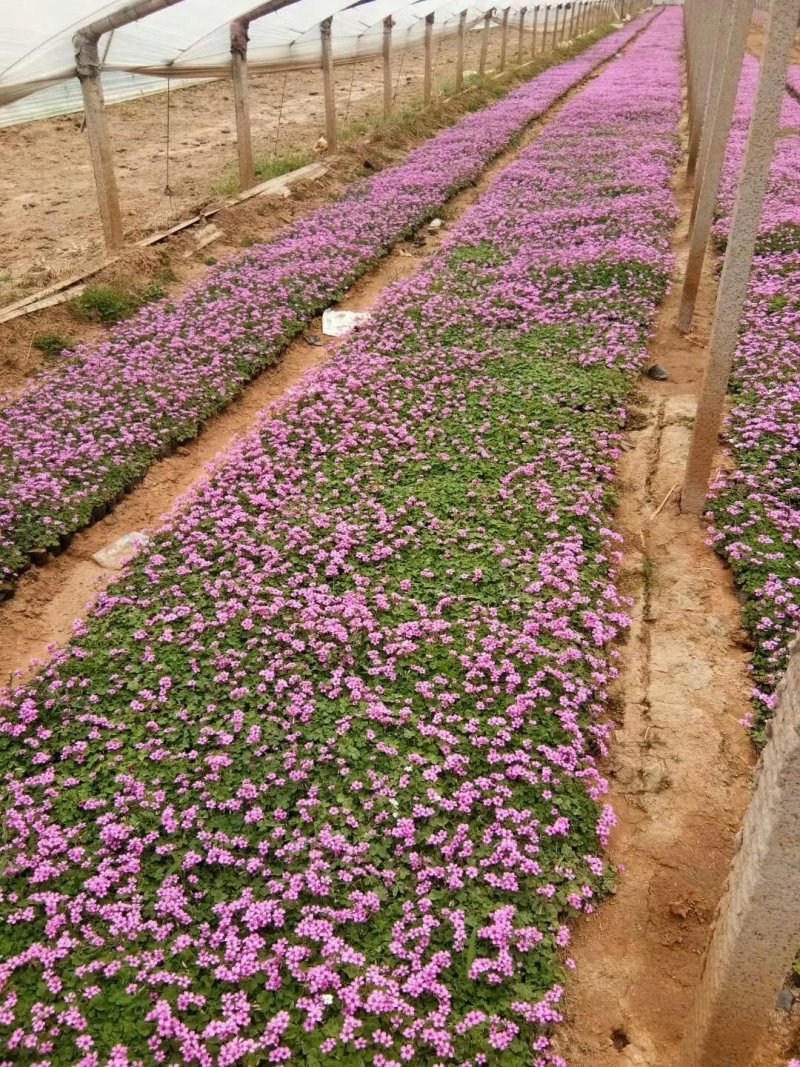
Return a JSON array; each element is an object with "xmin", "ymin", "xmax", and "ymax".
[{"xmin": 0, "ymin": 0, "xmax": 799, "ymax": 1065}]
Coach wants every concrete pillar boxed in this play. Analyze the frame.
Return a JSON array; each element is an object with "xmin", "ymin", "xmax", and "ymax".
[
  {"xmin": 678, "ymin": 640, "xmax": 800, "ymax": 1067},
  {"xmin": 678, "ymin": 0, "xmax": 752, "ymax": 332},
  {"xmin": 687, "ymin": 0, "xmax": 727, "ymax": 178},
  {"xmin": 682, "ymin": 0, "xmax": 800, "ymax": 515}
]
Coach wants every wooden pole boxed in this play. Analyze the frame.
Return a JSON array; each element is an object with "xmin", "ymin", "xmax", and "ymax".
[
  {"xmin": 455, "ymin": 9, "xmax": 467, "ymax": 89},
  {"xmin": 229, "ymin": 2, "xmax": 298, "ymax": 192},
  {"xmin": 75, "ymin": 63, "xmax": 124, "ymax": 250},
  {"xmin": 72, "ymin": 0, "xmax": 190, "ymax": 251},
  {"xmin": 678, "ymin": 639, "xmax": 800, "ymax": 1067},
  {"xmin": 320, "ymin": 17, "xmax": 337, "ymax": 152},
  {"xmin": 678, "ymin": 0, "xmax": 751, "ymax": 332},
  {"xmin": 499, "ymin": 7, "xmax": 510, "ymax": 70},
  {"xmin": 568, "ymin": 2, "xmax": 577, "ymax": 38},
  {"xmin": 541, "ymin": 4, "xmax": 550, "ymax": 50},
  {"xmin": 382, "ymin": 16, "xmax": 393, "ymax": 117},
  {"xmin": 517, "ymin": 7, "xmax": 528, "ymax": 62},
  {"xmin": 424, "ymin": 12, "xmax": 434, "ymax": 103},
  {"xmin": 552, "ymin": 3, "xmax": 561, "ymax": 46},
  {"xmin": 531, "ymin": 4, "xmax": 540, "ymax": 55},
  {"xmin": 681, "ymin": 0, "xmax": 800, "ymax": 515},
  {"xmin": 231, "ymin": 34, "xmax": 255, "ymax": 190},
  {"xmin": 479, "ymin": 9, "xmax": 494, "ymax": 73}
]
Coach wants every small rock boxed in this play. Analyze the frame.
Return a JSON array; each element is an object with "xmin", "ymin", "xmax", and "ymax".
[
  {"xmin": 427, "ymin": 218, "xmax": 444, "ymax": 232},
  {"xmin": 314, "ymin": 136, "xmax": 328, "ymax": 154},
  {"xmin": 303, "ymin": 333, "xmax": 324, "ymax": 347},
  {"xmin": 92, "ymin": 532, "xmax": 151, "ymax": 571},
  {"xmin": 776, "ymin": 986, "xmax": 795, "ymax": 1014},
  {"xmin": 646, "ymin": 364, "xmax": 669, "ymax": 381}
]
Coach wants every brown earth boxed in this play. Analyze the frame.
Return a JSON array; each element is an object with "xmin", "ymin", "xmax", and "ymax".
[{"xmin": 0, "ymin": 25, "xmax": 529, "ymax": 306}]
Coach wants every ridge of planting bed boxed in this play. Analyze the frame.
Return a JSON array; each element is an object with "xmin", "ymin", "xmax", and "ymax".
[
  {"xmin": 0, "ymin": 11, "xmax": 682, "ymax": 1066},
  {"xmin": 0, "ymin": 13, "xmax": 657, "ymax": 590},
  {"xmin": 706, "ymin": 54, "xmax": 800, "ymax": 740}
]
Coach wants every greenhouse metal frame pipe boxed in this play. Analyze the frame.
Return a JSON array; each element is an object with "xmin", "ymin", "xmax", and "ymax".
[
  {"xmin": 682, "ymin": 0, "xmax": 800, "ymax": 516},
  {"xmin": 230, "ymin": 0, "xmax": 299, "ymax": 191},
  {"xmin": 73, "ymin": 0, "xmax": 187, "ymax": 250},
  {"xmin": 678, "ymin": 0, "xmax": 752, "ymax": 333}
]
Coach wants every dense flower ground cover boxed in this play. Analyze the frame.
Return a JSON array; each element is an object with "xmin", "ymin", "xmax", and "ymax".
[
  {"xmin": 0, "ymin": 16, "xmax": 657, "ymax": 590},
  {"xmin": 708, "ymin": 55, "xmax": 800, "ymax": 739},
  {"xmin": 0, "ymin": 11, "xmax": 682, "ymax": 1066}
]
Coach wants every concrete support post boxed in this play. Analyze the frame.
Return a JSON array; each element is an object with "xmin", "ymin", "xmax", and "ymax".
[
  {"xmin": 479, "ymin": 9, "xmax": 493, "ymax": 73},
  {"xmin": 517, "ymin": 7, "xmax": 528, "ymax": 62},
  {"xmin": 424, "ymin": 12, "xmax": 434, "ymax": 103},
  {"xmin": 687, "ymin": 0, "xmax": 727, "ymax": 178},
  {"xmin": 455, "ymin": 9, "xmax": 467, "ymax": 89},
  {"xmin": 678, "ymin": 640, "xmax": 800, "ymax": 1067},
  {"xmin": 681, "ymin": 0, "xmax": 800, "ymax": 515},
  {"xmin": 382, "ymin": 16, "xmax": 393, "ymax": 117},
  {"xmin": 320, "ymin": 17, "xmax": 337, "ymax": 153},
  {"xmin": 678, "ymin": 0, "xmax": 752, "ymax": 332}
]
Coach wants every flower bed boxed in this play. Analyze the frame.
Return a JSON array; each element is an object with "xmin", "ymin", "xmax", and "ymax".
[
  {"xmin": 0, "ymin": 15, "xmax": 656, "ymax": 589},
  {"xmin": 0, "ymin": 11, "xmax": 681, "ymax": 1066},
  {"xmin": 706, "ymin": 54, "xmax": 800, "ymax": 739}
]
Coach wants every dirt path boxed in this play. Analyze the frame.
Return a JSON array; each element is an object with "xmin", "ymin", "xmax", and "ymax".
[
  {"xmin": 0, "ymin": 28, "xmax": 521, "ymax": 304},
  {"xmin": 553, "ymin": 96, "xmax": 799, "ymax": 1067},
  {"xmin": 0, "ymin": 42, "xmax": 620, "ymax": 685}
]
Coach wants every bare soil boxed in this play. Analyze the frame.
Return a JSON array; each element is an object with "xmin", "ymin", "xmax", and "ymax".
[
  {"xmin": 0, "ymin": 29, "xmax": 558, "ymax": 396},
  {"xmin": 0, "ymin": 28, "xmax": 519, "ymax": 305},
  {"xmin": 553, "ymin": 102, "xmax": 799, "ymax": 1067}
]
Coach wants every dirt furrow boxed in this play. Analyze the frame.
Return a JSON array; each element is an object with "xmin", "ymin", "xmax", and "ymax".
[{"xmin": 551, "ymin": 96, "xmax": 786, "ymax": 1067}]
